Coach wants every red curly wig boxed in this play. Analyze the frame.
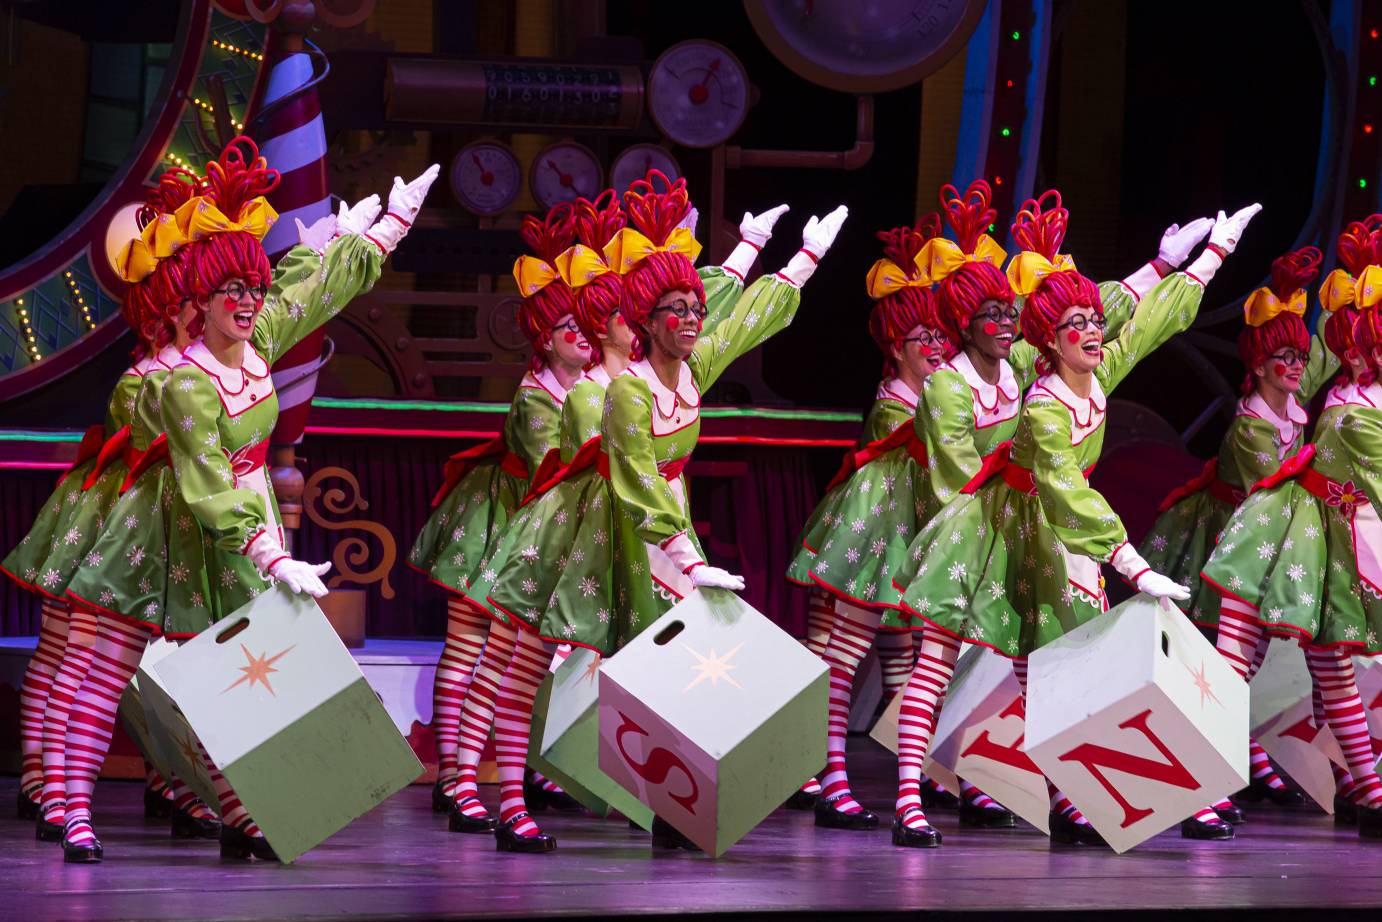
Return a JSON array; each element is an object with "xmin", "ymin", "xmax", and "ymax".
[
  {"xmin": 118, "ymin": 167, "xmax": 204, "ymax": 357},
  {"xmin": 1324, "ymin": 217, "xmax": 1382, "ymax": 377},
  {"xmin": 867, "ymin": 215, "xmax": 948, "ymax": 377},
  {"xmin": 934, "ymin": 181, "xmax": 1014, "ymax": 346},
  {"xmin": 516, "ymin": 202, "xmax": 578, "ymax": 372},
  {"xmin": 184, "ymin": 137, "xmax": 280, "ymax": 339},
  {"xmin": 1236, "ymin": 247, "xmax": 1318, "ymax": 396},
  {"xmin": 570, "ymin": 190, "xmax": 627, "ymax": 365},
  {"xmin": 618, "ymin": 171, "xmax": 705, "ymax": 351},
  {"xmin": 1012, "ymin": 190, "xmax": 1102, "ymax": 372}
]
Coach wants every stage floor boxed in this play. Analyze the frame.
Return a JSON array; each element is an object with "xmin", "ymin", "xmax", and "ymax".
[{"xmin": 3, "ymin": 742, "xmax": 1382, "ymax": 920}]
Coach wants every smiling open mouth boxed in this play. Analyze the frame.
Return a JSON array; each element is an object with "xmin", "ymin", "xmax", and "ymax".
[
  {"xmin": 1080, "ymin": 339, "xmax": 1102, "ymax": 357},
  {"xmin": 233, "ymin": 307, "xmax": 257, "ymax": 331}
]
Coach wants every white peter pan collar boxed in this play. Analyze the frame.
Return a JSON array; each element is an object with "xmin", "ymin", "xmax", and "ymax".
[
  {"xmin": 180, "ymin": 340, "xmax": 270, "ymax": 396},
  {"xmin": 1324, "ymin": 378, "xmax": 1382, "ymax": 410},
  {"xmin": 583, "ymin": 365, "xmax": 613, "ymax": 388},
  {"xmin": 877, "ymin": 377, "xmax": 919, "ymax": 411},
  {"xmin": 1032, "ymin": 372, "xmax": 1107, "ymax": 445},
  {"xmin": 130, "ymin": 356, "xmax": 157, "ymax": 377},
  {"xmin": 1238, "ymin": 392, "xmax": 1309, "ymax": 454},
  {"xmin": 950, "ymin": 352, "xmax": 1019, "ymax": 412},
  {"xmin": 628, "ymin": 358, "xmax": 700, "ymax": 419},
  {"xmin": 522, "ymin": 365, "xmax": 570, "ymax": 405},
  {"xmin": 155, "ymin": 344, "xmax": 184, "ymax": 371}
]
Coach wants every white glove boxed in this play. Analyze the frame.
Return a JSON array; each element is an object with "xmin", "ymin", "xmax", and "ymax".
[
  {"xmin": 1110, "ymin": 543, "xmax": 1189, "ymax": 601},
  {"xmin": 295, "ymin": 214, "xmax": 338, "ymax": 254},
  {"xmin": 690, "ymin": 565, "xmax": 746, "ymax": 592},
  {"xmin": 776, "ymin": 205, "xmax": 849, "ymax": 288},
  {"xmin": 1157, "ymin": 217, "xmax": 1213, "ymax": 268},
  {"xmin": 1208, "ymin": 203, "xmax": 1263, "ymax": 253},
  {"xmin": 722, "ymin": 204, "xmax": 789, "ymax": 280},
  {"xmin": 335, "ymin": 194, "xmax": 381, "ymax": 237},
  {"xmin": 269, "ymin": 558, "xmax": 333, "ymax": 599},
  {"xmin": 365, "ymin": 164, "xmax": 441, "ymax": 255}
]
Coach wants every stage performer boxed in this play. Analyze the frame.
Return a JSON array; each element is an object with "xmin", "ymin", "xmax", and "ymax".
[
  {"xmin": 1140, "ymin": 246, "xmax": 1336, "ymax": 818},
  {"xmin": 887, "ymin": 192, "xmax": 1259, "ymax": 848},
  {"xmin": 432, "ymin": 182, "xmax": 792, "ymax": 828},
  {"xmin": 52, "ymin": 137, "xmax": 436, "ymax": 863},
  {"xmin": 1199, "ymin": 220, "xmax": 1382, "ymax": 840}
]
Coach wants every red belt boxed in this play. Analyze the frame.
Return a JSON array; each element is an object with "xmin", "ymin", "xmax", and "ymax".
[
  {"xmin": 521, "ymin": 437, "xmax": 603, "ymax": 508},
  {"xmin": 1248, "ymin": 445, "xmax": 1315, "ymax": 496},
  {"xmin": 596, "ymin": 451, "xmax": 691, "ymax": 483},
  {"xmin": 824, "ymin": 422, "xmax": 928, "ymax": 493},
  {"xmin": 431, "ymin": 435, "xmax": 530, "ymax": 507},
  {"xmin": 1156, "ymin": 457, "xmax": 1246, "ymax": 512},
  {"xmin": 82, "ymin": 425, "xmax": 132, "ymax": 491},
  {"xmin": 999, "ymin": 458, "xmax": 1097, "ymax": 496},
  {"xmin": 59, "ymin": 424, "xmax": 106, "ymax": 486},
  {"xmin": 1296, "ymin": 464, "xmax": 1369, "ymax": 507},
  {"xmin": 122, "ymin": 434, "xmax": 169, "ymax": 493}
]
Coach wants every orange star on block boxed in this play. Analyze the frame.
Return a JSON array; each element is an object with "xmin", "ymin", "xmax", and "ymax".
[{"xmin": 222, "ymin": 643, "xmax": 296, "ymax": 697}]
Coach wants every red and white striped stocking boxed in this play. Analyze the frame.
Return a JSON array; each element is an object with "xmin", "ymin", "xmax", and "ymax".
[
  {"xmin": 895, "ymin": 625, "xmax": 959, "ymax": 830},
  {"xmin": 433, "ymin": 596, "xmax": 492, "ymax": 796},
  {"xmin": 1217, "ymin": 599, "xmax": 1290, "ymax": 795},
  {"xmin": 452, "ymin": 619, "xmax": 518, "ymax": 817},
  {"xmin": 196, "ymin": 740, "xmax": 259, "ymax": 834},
  {"xmin": 1305, "ymin": 646, "xmax": 1382, "ymax": 808},
  {"xmin": 875, "ymin": 629, "xmax": 915, "ymax": 699},
  {"xmin": 19, "ymin": 600, "xmax": 68, "ymax": 799},
  {"xmin": 804, "ymin": 589, "xmax": 835, "ymax": 657},
  {"xmin": 62, "ymin": 616, "xmax": 151, "ymax": 847},
  {"xmin": 819, "ymin": 600, "xmax": 882, "ymax": 813},
  {"xmin": 40, "ymin": 606, "xmax": 99, "ymax": 825},
  {"xmin": 1010, "ymin": 656, "xmax": 1102, "ymax": 826},
  {"xmin": 494, "ymin": 628, "xmax": 554, "ymax": 838}
]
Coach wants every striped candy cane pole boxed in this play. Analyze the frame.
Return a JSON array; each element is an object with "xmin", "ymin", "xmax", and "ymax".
[{"xmin": 252, "ymin": 32, "xmax": 332, "ymax": 531}]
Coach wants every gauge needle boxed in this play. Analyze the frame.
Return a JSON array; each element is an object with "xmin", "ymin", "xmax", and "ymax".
[
  {"xmin": 473, "ymin": 153, "xmax": 493, "ymax": 186},
  {"xmin": 689, "ymin": 58, "xmax": 719, "ymax": 105},
  {"xmin": 547, "ymin": 159, "xmax": 573, "ymax": 188}
]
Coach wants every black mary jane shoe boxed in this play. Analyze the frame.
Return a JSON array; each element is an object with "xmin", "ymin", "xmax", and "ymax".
[
  {"xmin": 1335, "ymin": 794, "xmax": 1360, "ymax": 826},
  {"xmin": 495, "ymin": 814, "xmax": 556, "ymax": 853},
  {"xmin": 650, "ymin": 816, "xmax": 698, "ymax": 851},
  {"xmin": 220, "ymin": 822, "xmax": 278, "ymax": 861},
  {"xmin": 171, "ymin": 806, "xmax": 222, "ymax": 840},
  {"xmin": 813, "ymin": 795, "xmax": 880, "ymax": 830},
  {"xmin": 1215, "ymin": 803, "xmax": 1247, "ymax": 826},
  {"xmin": 1238, "ymin": 777, "xmax": 1306, "ymax": 807},
  {"xmin": 1358, "ymin": 805, "xmax": 1382, "ymax": 839},
  {"xmin": 448, "ymin": 797, "xmax": 498, "ymax": 834},
  {"xmin": 523, "ymin": 776, "xmax": 582, "ymax": 814},
  {"xmin": 960, "ymin": 799, "xmax": 1016, "ymax": 829},
  {"xmin": 62, "ymin": 830, "xmax": 103, "ymax": 864},
  {"xmin": 1048, "ymin": 811, "xmax": 1107, "ymax": 846},
  {"xmin": 36, "ymin": 814, "xmax": 64, "ymax": 843},
  {"xmin": 784, "ymin": 789, "xmax": 818, "ymax": 811},
  {"xmin": 431, "ymin": 781, "xmax": 454, "ymax": 814},
  {"xmin": 1180, "ymin": 816, "xmax": 1235, "ymax": 840},
  {"xmin": 144, "ymin": 785, "xmax": 174, "ymax": 820},
  {"xmin": 920, "ymin": 780, "xmax": 960, "ymax": 811},
  {"xmin": 17, "ymin": 787, "xmax": 41, "ymax": 821},
  {"xmin": 891, "ymin": 807, "xmax": 942, "ymax": 848}
]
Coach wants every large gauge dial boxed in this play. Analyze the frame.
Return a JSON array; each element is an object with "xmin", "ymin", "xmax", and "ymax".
[
  {"xmin": 529, "ymin": 140, "xmax": 604, "ymax": 210},
  {"xmin": 449, "ymin": 141, "xmax": 522, "ymax": 216},
  {"xmin": 647, "ymin": 40, "xmax": 749, "ymax": 149},
  {"xmin": 610, "ymin": 144, "xmax": 683, "ymax": 194}
]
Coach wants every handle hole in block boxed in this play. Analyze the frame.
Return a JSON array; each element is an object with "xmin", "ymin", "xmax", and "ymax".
[
  {"xmin": 215, "ymin": 618, "xmax": 251, "ymax": 645},
  {"xmin": 653, "ymin": 620, "xmax": 685, "ymax": 646},
  {"xmin": 1161, "ymin": 631, "xmax": 1170, "ymax": 657}
]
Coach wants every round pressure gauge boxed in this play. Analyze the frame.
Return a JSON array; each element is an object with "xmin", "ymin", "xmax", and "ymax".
[
  {"xmin": 647, "ymin": 40, "xmax": 750, "ymax": 148},
  {"xmin": 529, "ymin": 140, "xmax": 604, "ymax": 210},
  {"xmin": 610, "ymin": 144, "xmax": 683, "ymax": 194},
  {"xmin": 449, "ymin": 141, "xmax": 522, "ymax": 216}
]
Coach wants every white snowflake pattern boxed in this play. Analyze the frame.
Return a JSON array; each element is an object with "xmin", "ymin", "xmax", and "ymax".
[
  {"xmin": 845, "ymin": 547, "xmax": 861, "ymax": 563},
  {"xmin": 948, "ymin": 561, "xmax": 967, "ymax": 582},
  {"xmin": 1150, "ymin": 534, "xmax": 1168, "ymax": 552},
  {"xmin": 180, "ymin": 415, "xmax": 195, "ymax": 431},
  {"xmin": 988, "ymin": 581, "xmax": 1005, "ymax": 600},
  {"xmin": 220, "ymin": 570, "xmax": 236, "ymax": 587},
  {"xmin": 1257, "ymin": 542, "xmax": 1274, "ymax": 560},
  {"xmin": 555, "ymin": 509, "xmax": 569, "ymax": 525},
  {"xmin": 170, "ymin": 563, "xmax": 188, "ymax": 583},
  {"xmin": 522, "ymin": 578, "xmax": 537, "ymax": 594},
  {"xmin": 99, "ymin": 589, "xmax": 115, "ymax": 605},
  {"xmin": 1287, "ymin": 564, "xmax": 1305, "ymax": 582},
  {"xmin": 127, "ymin": 546, "xmax": 145, "ymax": 566}
]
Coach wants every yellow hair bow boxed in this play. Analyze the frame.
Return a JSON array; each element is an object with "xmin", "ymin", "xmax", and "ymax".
[
  {"xmin": 917, "ymin": 234, "xmax": 1008, "ymax": 285},
  {"xmin": 513, "ymin": 255, "xmax": 563, "ymax": 296},
  {"xmin": 602, "ymin": 226, "xmax": 703, "ymax": 275},
  {"xmin": 1319, "ymin": 265, "xmax": 1382, "ymax": 313},
  {"xmin": 1005, "ymin": 250, "xmax": 1078, "ymax": 297},
  {"xmin": 864, "ymin": 259, "xmax": 929, "ymax": 300},
  {"xmin": 1243, "ymin": 286, "xmax": 1307, "ymax": 327},
  {"xmin": 554, "ymin": 244, "xmax": 612, "ymax": 289},
  {"xmin": 113, "ymin": 195, "xmax": 279, "ymax": 284}
]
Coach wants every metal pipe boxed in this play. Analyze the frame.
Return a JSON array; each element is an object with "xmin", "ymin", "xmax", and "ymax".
[{"xmin": 724, "ymin": 95, "xmax": 874, "ymax": 171}]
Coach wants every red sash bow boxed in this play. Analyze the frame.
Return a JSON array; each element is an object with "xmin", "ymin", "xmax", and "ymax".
[
  {"xmin": 81, "ymin": 425, "xmax": 132, "ymax": 491},
  {"xmin": 823, "ymin": 422, "xmax": 928, "ymax": 494},
  {"xmin": 1248, "ymin": 445, "xmax": 1316, "ymax": 496},
  {"xmin": 58, "ymin": 425, "xmax": 106, "ymax": 486},
  {"xmin": 1156, "ymin": 457, "xmax": 1246, "ymax": 512},
  {"xmin": 122, "ymin": 434, "xmax": 170, "ymax": 493},
  {"xmin": 430, "ymin": 435, "xmax": 530, "ymax": 508},
  {"xmin": 520, "ymin": 437, "xmax": 604, "ymax": 508}
]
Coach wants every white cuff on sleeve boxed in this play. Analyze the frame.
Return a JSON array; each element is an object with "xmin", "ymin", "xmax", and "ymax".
[
  {"xmin": 1184, "ymin": 250, "xmax": 1224, "ymax": 287},
  {"xmin": 660, "ymin": 531, "xmax": 705, "ymax": 574},
  {"xmin": 244, "ymin": 529, "xmax": 289, "ymax": 578},
  {"xmin": 1120, "ymin": 263, "xmax": 1163, "ymax": 301}
]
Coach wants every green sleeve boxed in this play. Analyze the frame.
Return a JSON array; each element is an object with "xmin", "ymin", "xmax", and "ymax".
[
  {"xmin": 920, "ymin": 368, "xmax": 983, "ymax": 504},
  {"xmin": 698, "ymin": 266, "xmax": 745, "ymax": 335},
  {"xmin": 1096, "ymin": 272, "xmax": 1205, "ymax": 394},
  {"xmin": 161, "ymin": 367, "xmax": 268, "ymax": 552},
  {"xmin": 1026, "ymin": 396, "xmax": 1128, "ymax": 562},
  {"xmin": 1098, "ymin": 279, "xmax": 1137, "ymax": 341},
  {"xmin": 503, "ymin": 387, "xmax": 562, "ymax": 472},
  {"xmin": 251, "ymin": 235, "xmax": 385, "ymax": 365},
  {"xmin": 130, "ymin": 371, "xmax": 170, "ymax": 450},
  {"xmin": 688, "ymin": 274, "xmax": 801, "ymax": 393},
  {"xmin": 863, "ymin": 397, "xmax": 913, "ymax": 442},
  {"xmin": 106, "ymin": 374, "xmax": 141, "ymax": 433},
  {"xmin": 603, "ymin": 375, "xmax": 691, "ymax": 545},
  {"xmin": 1226, "ymin": 417, "xmax": 1286, "ymax": 487},
  {"xmin": 1300, "ymin": 309, "xmax": 1340, "ymax": 400},
  {"xmin": 1338, "ymin": 408, "xmax": 1382, "ymax": 510},
  {"xmin": 560, "ymin": 379, "xmax": 606, "ymax": 459},
  {"xmin": 1008, "ymin": 342, "xmax": 1041, "ymax": 390}
]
